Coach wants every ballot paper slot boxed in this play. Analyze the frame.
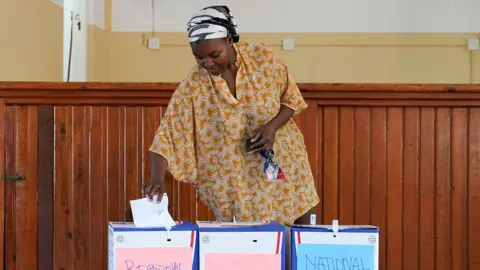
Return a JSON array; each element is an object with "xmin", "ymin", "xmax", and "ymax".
[
  {"xmin": 198, "ymin": 232, "xmax": 280, "ymax": 253},
  {"xmin": 107, "ymin": 230, "xmax": 191, "ymax": 247},
  {"xmin": 109, "ymin": 221, "xmax": 183, "ymax": 228},
  {"xmin": 166, "ymin": 231, "xmax": 171, "ymax": 242},
  {"xmin": 291, "ymin": 221, "xmax": 377, "ymax": 237},
  {"xmin": 197, "ymin": 221, "xmax": 285, "ymax": 270},
  {"xmin": 196, "ymin": 221, "xmax": 267, "ymax": 228}
]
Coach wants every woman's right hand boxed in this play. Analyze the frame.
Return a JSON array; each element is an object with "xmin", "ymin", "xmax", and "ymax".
[
  {"xmin": 144, "ymin": 152, "xmax": 168, "ymax": 201},
  {"xmin": 142, "ymin": 182, "xmax": 165, "ymax": 201}
]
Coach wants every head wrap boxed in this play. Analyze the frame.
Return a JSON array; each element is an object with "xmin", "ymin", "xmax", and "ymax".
[{"xmin": 186, "ymin": 5, "xmax": 240, "ymax": 43}]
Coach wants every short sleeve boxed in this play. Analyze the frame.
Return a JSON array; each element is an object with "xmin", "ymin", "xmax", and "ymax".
[
  {"xmin": 149, "ymin": 81, "xmax": 198, "ymax": 185},
  {"xmin": 254, "ymin": 43, "xmax": 307, "ymax": 115},
  {"xmin": 275, "ymin": 57, "xmax": 308, "ymax": 115}
]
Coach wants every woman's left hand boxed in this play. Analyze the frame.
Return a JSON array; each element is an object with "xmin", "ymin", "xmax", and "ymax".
[{"xmin": 250, "ymin": 123, "xmax": 278, "ymax": 151}]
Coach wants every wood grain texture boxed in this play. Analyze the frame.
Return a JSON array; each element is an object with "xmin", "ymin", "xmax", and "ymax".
[
  {"xmin": 37, "ymin": 105, "xmax": 54, "ymax": 270},
  {"xmin": 4, "ymin": 106, "xmax": 38, "ymax": 269},
  {"xmin": 0, "ymin": 82, "xmax": 478, "ymax": 270},
  {"xmin": 0, "ymin": 99, "xmax": 5, "ymax": 269}
]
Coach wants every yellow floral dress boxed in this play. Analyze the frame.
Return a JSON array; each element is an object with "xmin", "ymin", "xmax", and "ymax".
[{"xmin": 149, "ymin": 41, "xmax": 319, "ymax": 224}]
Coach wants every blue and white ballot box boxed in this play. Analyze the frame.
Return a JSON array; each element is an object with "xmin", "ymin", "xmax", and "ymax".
[
  {"xmin": 290, "ymin": 220, "xmax": 379, "ymax": 270},
  {"xmin": 107, "ymin": 221, "xmax": 199, "ymax": 270},
  {"xmin": 196, "ymin": 221, "xmax": 287, "ymax": 270}
]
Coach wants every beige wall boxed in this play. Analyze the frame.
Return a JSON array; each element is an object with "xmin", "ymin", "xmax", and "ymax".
[
  {"xmin": 87, "ymin": 0, "xmax": 110, "ymax": 82},
  {"xmin": 87, "ymin": 26, "xmax": 110, "ymax": 81},
  {"xmin": 1, "ymin": 0, "xmax": 479, "ymax": 84},
  {"xmin": 0, "ymin": 0, "xmax": 109, "ymax": 82},
  {"xmin": 0, "ymin": 0, "xmax": 63, "ymax": 81},
  {"xmin": 108, "ymin": 32, "xmax": 480, "ymax": 83},
  {"xmin": 473, "ymin": 50, "xmax": 480, "ymax": 83}
]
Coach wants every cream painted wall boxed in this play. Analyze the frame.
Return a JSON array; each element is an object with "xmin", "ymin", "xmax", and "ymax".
[
  {"xmin": 86, "ymin": 0, "xmax": 110, "ymax": 81},
  {"xmin": 87, "ymin": 26, "xmax": 110, "ymax": 81},
  {"xmin": 474, "ymin": 53, "xmax": 480, "ymax": 83},
  {"xmin": 0, "ymin": 0, "xmax": 107, "ymax": 82},
  {"xmin": 105, "ymin": 0, "xmax": 480, "ymax": 84},
  {"xmin": 0, "ymin": 0, "xmax": 63, "ymax": 81},
  {"xmin": 108, "ymin": 32, "xmax": 480, "ymax": 83}
]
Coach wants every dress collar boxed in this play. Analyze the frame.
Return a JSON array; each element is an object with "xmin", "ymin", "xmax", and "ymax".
[{"xmin": 233, "ymin": 43, "xmax": 242, "ymax": 68}]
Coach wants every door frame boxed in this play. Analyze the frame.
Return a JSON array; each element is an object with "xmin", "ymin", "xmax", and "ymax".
[{"xmin": 63, "ymin": 0, "xmax": 87, "ymax": 82}]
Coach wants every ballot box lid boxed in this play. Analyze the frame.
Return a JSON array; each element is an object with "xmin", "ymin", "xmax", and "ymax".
[
  {"xmin": 108, "ymin": 221, "xmax": 197, "ymax": 232},
  {"xmin": 196, "ymin": 220, "xmax": 285, "ymax": 232},
  {"xmin": 290, "ymin": 224, "xmax": 379, "ymax": 233}
]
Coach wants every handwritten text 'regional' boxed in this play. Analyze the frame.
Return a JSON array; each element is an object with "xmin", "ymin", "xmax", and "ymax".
[{"xmin": 124, "ymin": 260, "xmax": 181, "ymax": 270}]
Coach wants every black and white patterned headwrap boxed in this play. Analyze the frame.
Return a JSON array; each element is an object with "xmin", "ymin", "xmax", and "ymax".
[{"xmin": 186, "ymin": 6, "xmax": 240, "ymax": 43}]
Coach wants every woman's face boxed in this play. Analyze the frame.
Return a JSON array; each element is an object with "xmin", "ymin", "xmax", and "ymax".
[{"xmin": 190, "ymin": 38, "xmax": 234, "ymax": 76}]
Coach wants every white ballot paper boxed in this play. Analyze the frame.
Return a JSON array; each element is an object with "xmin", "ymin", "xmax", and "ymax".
[{"xmin": 129, "ymin": 193, "xmax": 176, "ymax": 229}]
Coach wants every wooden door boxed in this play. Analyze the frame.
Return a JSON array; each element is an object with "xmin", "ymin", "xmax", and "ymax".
[
  {"xmin": 3, "ymin": 105, "xmax": 38, "ymax": 269},
  {"xmin": 1, "ymin": 105, "xmax": 54, "ymax": 269}
]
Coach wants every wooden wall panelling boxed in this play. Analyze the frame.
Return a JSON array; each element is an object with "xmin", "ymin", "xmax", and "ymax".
[
  {"xmin": 0, "ymin": 99, "xmax": 4, "ymax": 269},
  {"xmin": 322, "ymin": 106, "xmax": 339, "ymax": 224},
  {"xmin": 53, "ymin": 105, "xmax": 71, "ymax": 269},
  {"xmin": 0, "ymin": 82, "xmax": 479, "ymax": 270},
  {"xmin": 338, "ymin": 106, "xmax": 355, "ymax": 225},
  {"xmin": 436, "ymin": 108, "xmax": 451, "ymax": 270},
  {"xmin": 89, "ymin": 106, "xmax": 107, "ymax": 270},
  {"xmin": 451, "ymin": 108, "xmax": 468, "ymax": 270},
  {"xmin": 468, "ymin": 108, "xmax": 480, "ymax": 269},
  {"xmin": 387, "ymin": 107, "xmax": 403, "ymax": 269},
  {"xmin": 315, "ymin": 105, "xmax": 324, "ymax": 225},
  {"xmin": 4, "ymin": 105, "xmax": 15, "ymax": 269},
  {"xmin": 354, "ymin": 107, "xmax": 371, "ymax": 225},
  {"xmin": 402, "ymin": 107, "xmax": 420, "ymax": 270},
  {"xmin": 419, "ymin": 108, "xmax": 436, "ymax": 269},
  {"xmin": 107, "ymin": 106, "xmax": 125, "ymax": 223},
  {"xmin": 125, "ymin": 106, "xmax": 142, "ymax": 222},
  {"xmin": 370, "ymin": 107, "xmax": 387, "ymax": 269},
  {"xmin": 37, "ymin": 105, "xmax": 54, "ymax": 269},
  {"xmin": 291, "ymin": 105, "xmax": 480, "ymax": 270}
]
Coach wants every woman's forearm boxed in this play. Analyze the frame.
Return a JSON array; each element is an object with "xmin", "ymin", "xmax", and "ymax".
[
  {"xmin": 268, "ymin": 105, "xmax": 295, "ymax": 131},
  {"xmin": 150, "ymin": 151, "xmax": 168, "ymax": 185}
]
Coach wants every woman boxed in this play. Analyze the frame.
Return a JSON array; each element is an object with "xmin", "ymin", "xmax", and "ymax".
[{"xmin": 143, "ymin": 5, "xmax": 319, "ymax": 225}]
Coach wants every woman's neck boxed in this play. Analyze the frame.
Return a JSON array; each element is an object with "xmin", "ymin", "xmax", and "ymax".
[{"xmin": 227, "ymin": 45, "xmax": 237, "ymax": 70}]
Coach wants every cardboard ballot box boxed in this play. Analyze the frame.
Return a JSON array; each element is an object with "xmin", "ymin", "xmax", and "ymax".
[
  {"xmin": 197, "ymin": 221, "xmax": 287, "ymax": 270},
  {"xmin": 290, "ymin": 221, "xmax": 379, "ymax": 270},
  {"xmin": 108, "ymin": 221, "xmax": 199, "ymax": 270}
]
